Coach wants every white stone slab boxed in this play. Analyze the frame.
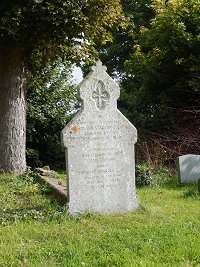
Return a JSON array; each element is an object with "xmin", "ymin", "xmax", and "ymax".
[
  {"xmin": 62, "ymin": 61, "xmax": 139, "ymax": 214},
  {"xmin": 177, "ymin": 154, "xmax": 200, "ymax": 183}
]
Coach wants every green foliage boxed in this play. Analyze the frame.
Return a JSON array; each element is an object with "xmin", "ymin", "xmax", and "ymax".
[
  {"xmin": 124, "ymin": 0, "xmax": 200, "ymax": 129},
  {"xmin": 0, "ymin": 0, "xmax": 129, "ymax": 174},
  {"xmin": 0, "ymin": 172, "xmax": 200, "ymax": 266},
  {"xmin": 136, "ymin": 163, "xmax": 172, "ymax": 187},
  {"xmin": 99, "ymin": 0, "xmax": 154, "ymax": 77},
  {"xmin": 0, "ymin": 172, "xmax": 65, "ymax": 225},
  {"xmin": 99, "ymin": 0, "xmax": 200, "ymax": 132},
  {"xmin": 27, "ymin": 59, "xmax": 77, "ymax": 168},
  {"xmin": 0, "ymin": 0, "xmax": 127, "ymax": 65},
  {"xmin": 136, "ymin": 163, "xmax": 153, "ymax": 187}
]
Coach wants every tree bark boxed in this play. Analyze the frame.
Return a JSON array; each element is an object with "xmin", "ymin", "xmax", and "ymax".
[{"xmin": 0, "ymin": 41, "xmax": 26, "ymax": 173}]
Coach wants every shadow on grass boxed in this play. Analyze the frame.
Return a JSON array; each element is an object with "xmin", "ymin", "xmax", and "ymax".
[
  {"xmin": 180, "ymin": 184, "xmax": 200, "ymax": 200},
  {"xmin": 0, "ymin": 204, "xmax": 66, "ymax": 225},
  {"xmin": 0, "ymin": 206, "xmax": 48, "ymax": 224},
  {"xmin": 164, "ymin": 179, "xmax": 200, "ymax": 200},
  {"xmin": 138, "ymin": 172, "xmax": 200, "ymax": 201},
  {"xmin": 161, "ymin": 177, "xmax": 200, "ymax": 200}
]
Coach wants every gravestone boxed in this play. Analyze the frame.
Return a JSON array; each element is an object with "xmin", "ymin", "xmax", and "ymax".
[
  {"xmin": 177, "ymin": 154, "xmax": 200, "ymax": 183},
  {"xmin": 62, "ymin": 60, "xmax": 139, "ymax": 214}
]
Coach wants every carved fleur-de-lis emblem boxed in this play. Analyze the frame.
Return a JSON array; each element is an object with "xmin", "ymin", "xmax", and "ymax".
[{"xmin": 92, "ymin": 80, "xmax": 110, "ymax": 110}]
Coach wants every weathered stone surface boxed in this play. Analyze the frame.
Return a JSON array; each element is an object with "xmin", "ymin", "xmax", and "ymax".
[
  {"xmin": 62, "ymin": 60, "xmax": 138, "ymax": 214},
  {"xmin": 37, "ymin": 174, "xmax": 67, "ymax": 204},
  {"xmin": 36, "ymin": 166, "xmax": 57, "ymax": 178},
  {"xmin": 177, "ymin": 154, "xmax": 200, "ymax": 183}
]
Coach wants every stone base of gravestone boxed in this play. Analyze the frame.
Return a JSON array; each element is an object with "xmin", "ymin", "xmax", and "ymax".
[{"xmin": 36, "ymin": 167, "xmax": 67, "ymax": 204}]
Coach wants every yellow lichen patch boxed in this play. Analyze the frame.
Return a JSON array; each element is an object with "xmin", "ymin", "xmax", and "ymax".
[
  {"xmin": 71, "ymin": 125, "xmax": 79, "ymax": 133},
  {"xmin": 124, "ymin": 124, "xmax": 129, "ymax": 130}
]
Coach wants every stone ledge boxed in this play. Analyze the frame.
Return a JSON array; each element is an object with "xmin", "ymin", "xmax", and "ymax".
[{"xmin": 37, "ymin": 173, "xmax": 67, "ymax": 204}]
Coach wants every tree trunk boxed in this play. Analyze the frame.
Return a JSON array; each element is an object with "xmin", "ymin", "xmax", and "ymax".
[{"xmin": 0, "ymin": 41, "xmax": 26, "ymax": 173}]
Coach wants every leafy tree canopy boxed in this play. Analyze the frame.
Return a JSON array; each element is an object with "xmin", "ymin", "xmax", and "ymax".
[
  {"xmin": 99, "ymin": 0, "xmax": 200, "ymax": 130},
  {"xmin": 99, "ymin": 0, "xmax": 154, "ymax": 77},
  {"xmin": 0, "ymin": 0, "xmax": 129, "ymax": 173},
  {"xmin": 27, "ymin": 59, "xmax": 77, "ymax": 168},
  {"xmin": 0, "ymin": 0, "xmax": 126, "ymax": 66},
  {"xmin": 124, "ymin": 0, "xmax": 200, "ymax": 128}
]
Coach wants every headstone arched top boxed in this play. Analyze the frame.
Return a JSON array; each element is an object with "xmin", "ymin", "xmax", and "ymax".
[{"xmin": 78, "ymin": 60, "xmax": 120, "ymax": 111}]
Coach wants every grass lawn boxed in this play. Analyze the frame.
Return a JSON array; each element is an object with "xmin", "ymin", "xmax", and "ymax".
[{"xmin": 0, "ymin": 172, "xmax": 199, "ymax": 267}]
